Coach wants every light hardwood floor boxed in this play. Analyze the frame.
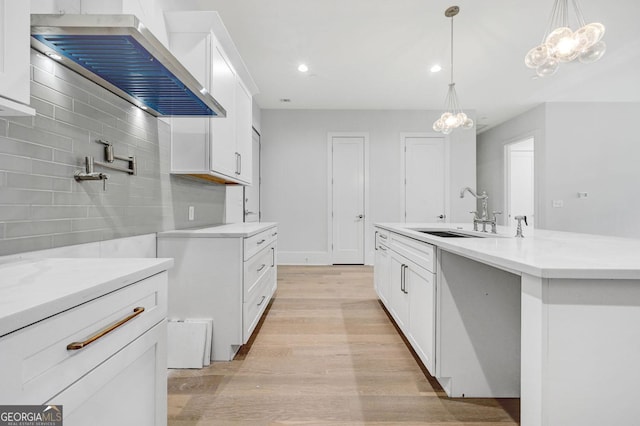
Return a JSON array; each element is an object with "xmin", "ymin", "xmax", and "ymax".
[{"xmin": 168, "ymin": 265, "xmax": 519, "ymax": 425}]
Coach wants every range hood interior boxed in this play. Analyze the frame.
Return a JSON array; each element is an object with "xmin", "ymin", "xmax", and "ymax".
[{"xmin": 31, "ymin": 14, "xmax": 226, "ymax": 117}]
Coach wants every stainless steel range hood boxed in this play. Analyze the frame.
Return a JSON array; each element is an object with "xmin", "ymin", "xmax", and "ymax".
[{"xmin": 31, "ymin": 14, "xmax": 226, "ymax": 117}]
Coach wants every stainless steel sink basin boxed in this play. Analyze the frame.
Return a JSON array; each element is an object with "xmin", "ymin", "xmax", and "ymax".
[
  {"xmin": 410, "ymin": 228, "xmax": 496, "ymax": 238},
  {"xmin": 418, "ymin": 230, "xmax": 479, "ymax": 238}
]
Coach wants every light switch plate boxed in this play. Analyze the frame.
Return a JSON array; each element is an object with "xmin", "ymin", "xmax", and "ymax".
[{"xmin": 188, "ymin": 206, "xmax": 195, "ymax": 221}]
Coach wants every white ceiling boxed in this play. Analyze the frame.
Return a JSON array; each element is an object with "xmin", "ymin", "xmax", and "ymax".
[{"xmin": 166, "ymin": 0, "xmax": 640, "ymax": 132}]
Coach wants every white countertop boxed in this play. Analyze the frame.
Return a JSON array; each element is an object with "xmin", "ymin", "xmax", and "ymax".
[
  {"xmin": 0, "ymin": 258, "xmax": 173, "ymax": 337},
  {"xmin": 157, "ymin": 222, "xmax": 277, "ymax": 238},
  {"xmin": 376, "ymin": 223, "xmax": 640, "ymax": 279}
]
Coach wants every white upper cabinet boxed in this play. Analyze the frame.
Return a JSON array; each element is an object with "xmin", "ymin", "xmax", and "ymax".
[
  {"xmin": 209, "ymin": 41, "xmax": 238, "ymax": 179},
  {"xmin": 166, "ymin": 11, "xmax": 259, "ymax": 185},
  {"xmin": 235, "ymin": 78, "xmax": 253, "ymax": 183},
  {"xmin": 0, "ymin": 1, "xmax": 35, "ymax": 116}
]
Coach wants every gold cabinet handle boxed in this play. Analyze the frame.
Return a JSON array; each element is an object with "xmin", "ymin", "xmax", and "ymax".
[{"xmin": 67, "ymin": 307, "xmax": 145, "ymax": 351}]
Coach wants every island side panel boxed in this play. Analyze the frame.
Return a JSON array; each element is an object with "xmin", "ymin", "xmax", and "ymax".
[
  {"xmin": 520, "ymin": 273, "xmax": 547, "ymax": 426},
  {"xmin": 436, "ymin": 249, "xmax": 521, "ymax": 397},
  {"xmin": 544, "ymin": 277, "xmax": 640, "ymax": 426}
]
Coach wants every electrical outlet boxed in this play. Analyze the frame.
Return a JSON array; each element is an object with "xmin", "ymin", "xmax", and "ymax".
[
  {"xmin": 552, "ymin": 200, "xmax": 564, "ymax": 208},
  {"xmin": 188, "ymin": 206, "xmax": 195, "ymax": 221}
]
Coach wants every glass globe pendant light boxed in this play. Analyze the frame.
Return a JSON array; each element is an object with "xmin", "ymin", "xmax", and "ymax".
[
  {"xmin": 525, "ymin": 0, "xmax": 606, "ymax": 77},
  {"xmin": 433, "ymin": 6, "xmax": 473, "ymax": 134}
]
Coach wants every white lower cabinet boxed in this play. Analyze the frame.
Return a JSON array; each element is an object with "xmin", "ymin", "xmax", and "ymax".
[
  {"xmin": 0, "ymin": 267, "xmax": 169, "ymax": 426},
  {"xmin": 47, "ymin": 321, "xmax": 166, "ymax": 426},
  {"xmin": 157, "ymin": 224, "xmax": 278, "ymax": 361},
  {"xmin": 374, "ymin": 226, "xmax": 436, "ymax": 376},
  {"xmin": 373, "ymin": 237, "xmax": 391, "ymax": 305},
  {"xmin": 406, "ymin": 261, "xmax": 436, "ymax": 373},
  {"xmin": 389, "ymin": 251, "xmax": 410, "ymax": 332}
]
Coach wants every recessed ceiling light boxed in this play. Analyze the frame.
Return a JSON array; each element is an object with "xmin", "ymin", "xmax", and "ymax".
[
  {"xmin": 430, "ymin": 64, "xmax": 442, "ymax": 73},
  {"xmin": 297, "ymin": 64, "xmax": 309, "ymax": 73},
  {"xmin": 47, "ymin": 52, "xmax": 62, "ymax": 60}
]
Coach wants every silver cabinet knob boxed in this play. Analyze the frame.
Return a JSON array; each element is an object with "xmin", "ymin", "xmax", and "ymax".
[{"xmin": 356, "ymin": 214, "xmax": 364, "ymax": 219}]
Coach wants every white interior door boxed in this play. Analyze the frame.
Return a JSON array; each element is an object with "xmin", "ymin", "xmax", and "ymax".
[
  {"xmin": 506, "ymin": 138, "xmax": 534, "ymax": 227},
  {"xmin": 331, "ymin": 136, "xmax": 365, "ymax": 264},
  {"xmin": 403, "ymin": 136, "xmax": 446, "ymax": 223},
  {"xmin": 244, "ymin": 129, "xmax": 261, "ymax": 222}
]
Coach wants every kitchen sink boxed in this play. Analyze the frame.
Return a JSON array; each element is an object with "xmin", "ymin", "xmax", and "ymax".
[{"xmin": 412, "ymin": 229, "xmax": 490, "ymax": 238}]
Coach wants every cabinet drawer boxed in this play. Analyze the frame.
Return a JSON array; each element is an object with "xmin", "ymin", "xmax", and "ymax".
[
  {"xmin": 46, "ymin": 320, "xmax": 166, "ymax": 426},
  {"xmin": 244, "ymin": 242, "xmax": 276, "ymax": 301},
  {"xmin": 244, "ymin": 227, "xmax": 278, "ymax": 260},
  {"xmin": 243, "ymin": 268, "xmax": 274, "ymax": 342},
  {"xmin": 375, "ymin": 228, "xmax": 390, "ymax": 248},
  {"xmin": 0, "ymin": 272, "xmax": 167, "ymax": 404},
  {"xmin": 390, "ymin": 232, "xmax": 436, "ymax": 272}
]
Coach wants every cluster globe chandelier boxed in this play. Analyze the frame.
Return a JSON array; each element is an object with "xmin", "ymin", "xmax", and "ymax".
[
  {"xmin": 433, "ymin": 6, "xmax": 473, "ymax": 135},
  {"xmin": 525, "ymin": 0, "xmax": 606, "ymax": 77}
]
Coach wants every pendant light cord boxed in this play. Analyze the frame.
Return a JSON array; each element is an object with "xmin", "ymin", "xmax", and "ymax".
[{"xmin": 450, "ymin": 14, "xmax": 454, "ymax": 84}]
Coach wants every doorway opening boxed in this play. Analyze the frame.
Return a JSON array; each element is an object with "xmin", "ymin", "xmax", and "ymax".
[{"xmin": 504, "ymin": 137, "xmax": 534, "ymax": 227}]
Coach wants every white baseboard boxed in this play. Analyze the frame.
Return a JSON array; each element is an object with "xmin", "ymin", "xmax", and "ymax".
[
  {"xmin": 278, "ymin": 250, "xmax": 375, "ymax": 266},
  {"xmin": 278, "ymin": 251, "xmax": 332, "ymax": 265}
]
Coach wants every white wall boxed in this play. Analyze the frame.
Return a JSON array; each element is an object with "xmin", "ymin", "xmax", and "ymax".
[
  {"xmin": 477, "ymin": 104, "xmax": 545, "ymax": 227},
  {"xmin": 261, "ymin": 109, "xmax": 476, "ymax": 265},
  {"xmin": 478, "ymin": 102, "xmax": 640, "ymax": 238}
]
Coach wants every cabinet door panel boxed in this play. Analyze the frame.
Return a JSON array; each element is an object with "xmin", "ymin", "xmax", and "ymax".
[
  {"xmin": 210, "ymin": 43, "xmax": 237, "ymax": 178},
  {"xmin": 169, "ymin": 33, "xmax": 210, "ymax": 172},
  {"xmin": 47, "ymin": 321, "xmax": 166, "ymax": 426},
  {"xmin": 389, "ymin": 252, "xmax": 409, "ymax": 332},
  {"xmin": 0, "ymin": 1, "xmax": 30, "ymax": 104},
  {"xmin": 235, "ymin": 79, "xmax": 252, "ymax": 183},
  {"xmin": 374, "ymin": 244, "xmax": 391, "ymax": 305},
  {"xmin": 407, "ymin": 264, "xmax": 436, "ymax": 374}
]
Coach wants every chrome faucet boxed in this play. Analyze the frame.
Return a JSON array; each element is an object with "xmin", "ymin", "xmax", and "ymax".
[
  {"xmin": 460, "ymin": 187, "xmax": 500, "ymax": 233},
  {"xmin": 460, "ymin": 187, "xmax": 488, "ymax": 219},
  {"xmin": 74, "ymin": 156, "xmax": 109, "ymax": 190},
  {"xmin": 515, "ymin": 215, "xmax": 528, "ymax": 238}
]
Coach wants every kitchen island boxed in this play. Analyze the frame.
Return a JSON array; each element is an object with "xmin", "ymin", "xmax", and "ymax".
[{"xmin": 375, "ymin": 223, "xmax": 640, "ymax": 426}]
